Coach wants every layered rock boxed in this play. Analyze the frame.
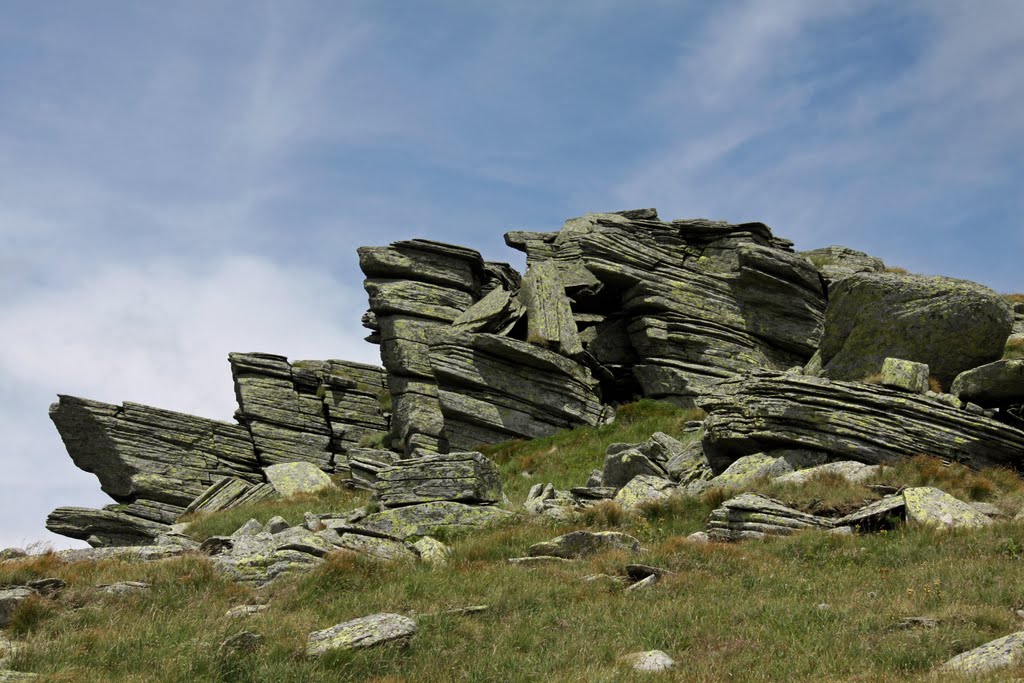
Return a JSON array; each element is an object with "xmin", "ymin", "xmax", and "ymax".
[
  {"xmin": 950, "ymin": 360, "xmax": 1024, "ymax": 408},
  {"xmin": 375, "ymin": 452, "xmax": 502, "ymax": 508},
  {"xmin": 48, "ymin": 396, "xmax": 261, "ymax": 542},
  {"xmin": 799, "ymin": 246, "xmax": 885, "ymax": 289},
  {"xmin": 505, "ymin": 212, "xmax": 827, "ymax": 406},
  {"xmin": 814, "ymin": 272, "xmax": 1013, "ymax": 386},
  {"xmin": 698, "ymin": 370, "xmax": 1024, "ymax": 473},
  {"xmin": 707, "ymin": 493, "xmax": 832, "ymax": 541}
]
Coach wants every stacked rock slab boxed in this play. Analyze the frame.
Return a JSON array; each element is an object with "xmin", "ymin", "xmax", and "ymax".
[
  {"xmin": 698, "ymin": 370, "xmax": 1024, "ymax": 473},
  {"xmin": 375, "ymin": 452, "xmax": 502, "ymax": 508},
  {"xmin": 230, "ymin": 353, "xmax": 335, "ymax": 470},
  {"xmin": 358, "ymin": 240, "xmax": 490, "ymax": 455},
  {"xmin": 505, "ymin": 211, "xmax": 827, "ymax": 407},
  {"xmin": 47, "ymin": 396, "xmax": 261, "ymax": 545},
  {"xmin": 799, "ymin": 246, "xmax": 885, "ymax": 291}
]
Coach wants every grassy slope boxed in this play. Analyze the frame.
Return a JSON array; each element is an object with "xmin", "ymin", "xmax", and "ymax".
[{"xmin": 6, "ymin": 401, "xmax": 1024, "ymax": 682}]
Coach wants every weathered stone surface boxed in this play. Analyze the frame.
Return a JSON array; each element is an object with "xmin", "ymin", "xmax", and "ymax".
[
  {"xmin": 774, "ymin": 461, "xmax": 879, "ymax": 485},
  {"xmin": 0, "ymin": 550, "xmax": 25, "ymax": 562},
  {"xmin": 0, "ymin": 671, "xmax": 38, "ymax": 681},
  {"xmin": 664, "ymin": 440, "xmax": 714, "ymax": 485},
  {"xmin": 46, "ymin": 507, "xmax": 169, "ymax": 547},
  {"xmin": 698, "ymin": 370, "xmax": 1024, "ymax": 473},
  {"xmin": 306, "ymin": 613, "xmax": 417, "ymax": 656},
  {"xmin": 230, "ymin": 353, "xmax": 333, "ymax": 470},
  {"xmin": 704, "ymin": 453, "xmax": 793, "ymax": 489},
  {"xmin": 620, "ymin": 650, "xmax": 676, "ymax": 672},
  {"xmin": 411, "ymin": 536, "xmax": 451, "ymax": 565},
  {"xmin": 527, "ymin": 531, "xmax": 641, "ymax": 559},
  {"xmin": 183, "ymin": 477, "xmax": 277, "ymax": 515},
  {"xmin": 0, "ymin": 588, "xmax": 35, "ymax": 628},
  {"xmin": 346, "ymin": 448, "xmax": 402, "ymax": 490},
  {"xmin": 225, "ymin": 604, "xmax": 269, "ymax": 619},
  {"xmin": 603, "ymin": 448, "xmax": 667, "ymax": 489},
  {"xmin": 376, "ymin": 452, "xmax": 502, "ymax": 508},
  {"xmin": 903, "ymin": 487, "xmax": 992, "ymax": 529},
  {"xmin": 98, "ymin": 581, "xmax": 150, "ymax": 595},
  {"xmin": 429, "ymin": 332, "xmax": 608, "ymax": 450},
  {"xmin": 334, "ymin": 533, "xmax": 418, "ymax": 562},
  {"xmin": 800, "ymin": 246, "xmax": 885, "ymax": 288},
  {"xmin": 263, "ymin": 462, "xmax": 335, "ymax": 498},
  {"xmin": 48, "ymin": 395, "xmax": 260, "ymax": 535},
  {"xmin": 707, "ymin": 493, "xmax": 832, "ymax": 541},
  {"xmin": 941, "ymin": 630, "xmax": 1024, "ymax": 674},
  {"xmin": 219, "ymin": 631, "xmax": 263, "ymax": 655},
  {"xmin": 452, "ymin": 288, "xmax": 524, "ymax": 335},
  {"xmin": 815, "ymin": 272, "xmax": 1013, "ymax": 385},
  {"xmin": 878, "ymin": 357, "xmax": 930, "ymax": 394},
  {"xmin": 519, "ymin": 260, "xmax": 583, "ymax": 357},
  {"xmin": 835, "ymin": 496, "xmax": 906, "ymax": 529},
  {"xmin": 613, "ymin": 475, "xmax": 675, "ymax": 511},
  {"xmin": 56, "ymin": 545, "xmax": 187, "ymax": 563},
  {"xmin": 300, "ymin": 360, "xmax": 391, "ymax": 463},
  {"xmin": 951, "ymin": 360, "xmax": 1024, "ymax": 408},
  {"xmin": 345, "ymin": 501, "xmax": 513, "ymax": 540}
]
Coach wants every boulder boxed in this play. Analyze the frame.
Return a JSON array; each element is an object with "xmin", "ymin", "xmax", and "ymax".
[
  {"xmin": 263, "ymin": 462, "xmax": 335, "ymax": 498},
  {"xmin": 375, "ymin": 452, "xmax": 502, "ymax": 508},
  {"xmin": 527, "ymin": 531, "xmax": 641, "ymax": 559},
  {"xmin": 411, "ymin": 537, "xmax": 452, "ymax": 565},
  {"xmin": 0, "ymin": 588, "xmax": 35, "ymax": 628},
  {"xmin": 902, "ymin": 487, "xmax": 992, "ymax": 529},
  {"xmin": 602, "ymin": 448, "xmax": 668, "ymax": 489},
  {"xmin": 950, "ymin": 360, "xmax": 1024, "ymax": 408},
  {"xmin": 183, "ymin": 477, "xmax": 277, "ymax": 515},
  {"xmin": 703, "ymin": 453, "xmax": 794, "ymax": 489},
  {"xmin": 698, "ymin": 370, "xmax": 1024, "ymax": 473},
  {"xmin": 800, "ymin": 246, "xmax": 885, "ymax": 289},
  {"xmin": 620, "ymin": 650, "xmax": 676, "ymax": 672},
  {"xmin": 306, "ymin": 613, "xmax": 417, "ymax": 656},
  {"xmin": 707, "ymin": 493, "xmax": 832, "ymax": 541},
  {"xmin": 334, "ymin": 533, "xmax": 418, "ymax": 562},
  {"xmin": 664, "ymin": 440, "xmax": 714, "ymax": 486},
  {"xmin": 346, "ymin": 448, "xmax": 402, "ymax": 490},
  {"xmin": 46, "ymin": 507, "xmax": 169, "ymax": 547},
  {"xmin": 519, "ymin": 259, "xmax": 583, "ymax": 357},
  {"xmin": 815, "ymin": 272, "xmax": 1013, "ymax": 385},
  {"xmin": 613, "ymin": 475, "xmax": 675, "ymax": 511},
  {"xmin": 225, "ymin": 604, "xmax": 269, "ymax": 619},
  {"xmin": 941, "ymin": 630, "xmax": 1024, "ymax": 674},
  {"xmin": 774, "ymin": 461, "xmax": 879, "ymax": 486},
  {"xmin": 878, "ymin": 358, "xmax": 930, "ymax": 394}
]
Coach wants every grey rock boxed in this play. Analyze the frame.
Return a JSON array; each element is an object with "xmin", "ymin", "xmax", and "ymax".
[
  {"xmin": 639, "ymin": 432, "xmax": 689, "ymax": 464},
  {"xmin": 219, "ymin": 631, "xmax": 263, "ymax": 655},
  {"xmin": 941, "ymin": 630, "xmax": 1024, "ymax": 674},
  {"xmin": 56, "ymin": 545, "xmax": 187, "ymax": 563},
  {"xmin": 620, "ymin": 650, "xmax": 676, "ymax": 672},
  {"xmin": 306, "ymin": 613, "xmax": 417, "ymax": 656},
  {"xmin": 232, "ymin": 519, "xmax": 264, "ymax": 538},
  {"xmin": 225, "ymin": 604, "xmax": 269, "ymax": 618},
  {"xmin": 878, "ymin": 357, "xmax": 930, "ymax": 394},
  {"xmin": 970, "ymin": 502, "xmax": 1006, "ymax": 518},
  {"xmin": 664, "ymin": 440, "xmax": 714, "ymax": 486},
  {"xmin": 625, "ymin": 574, "xmax": 659, "ymax": 592},
  {"xmin": 950, "ymin": 360, "xmax": 1024, "ymax": 408},
  {"xmin": 507, "ymin": 556, "xmax": 575, "ymax": 566},
  {"xmin": 698, "ymin": 370, "xmax": 1024, "ymax": 473},
  {"xmin": 411, "ymin": 537, "xmax": 451, "ymax": 565},
  {"xmin": 265, "ymin": 516, "xmax": 290, "ymax": 534},
  {"xmin": 613, "ymin": 475, "xmax": 675, "ymax": 511},
  {"xmin": 774, "ymin": 461, "xmax": 879, "ymax": 486},
  {"xmin": 183, "ymin": 477, "xmax": 277, "ymax": 516},
  {"xmin": 816, "ymin": 272, "xmax": 1012, "ymax": 385},
  {"xmin": 800, "ymin": 246, "xmax": 885, "ymax": 289},
  {"xmin": 0, "ymin": 672, "xmax": 38, "ymax": 681},
  {"xmin": 98, "ymin": 581, "xmax": 150, "ymax": 595},
  {"xmin": 527, "ymin": 531, "xmax": 641, "ymax": 559},
  {"xmin": 334, "ymin": 533, "xmax": 418, "ymax": 562},
  {"xmin": 346, "ymin": 448, "xmax": 402, "ymax": 491},
  {"xmin": 707, "ymin": 493, "xmax": 832, "ymax": 541},
  {"xmin": 705, "ymin": 453, "xmax": 793, "ymax": 489},
  {"xmin": 519, "ymin": 259, "xmax": 583, "ymax": 357},
  {"xmin": 263, "ymin": 462, "xmax": 334, "ymax": 498},
  {"xmin": 903, "ymin": 487, "xmax": 991, "ymax": 529},
  {"xmin": 376, "ymin": 452, "xmax": 502, "ymax": 508},
  {"xmin": 602, "ymin": 448, "xmax": 667, "ymax": 489},
  {"xmin": 26, "ymin": 579, "xmax": 65, "ymax": 597},
  {"xmin": 835, "ymin": 496, "xmax": 907, "ymax": 530},
  {"xmin": 687, "ymin": 531, "xmax": 710, "ymax": 543},
  {"xmin": 344, "ymin": 501, "xmax": 513, "ymax": 541},
  {"xmin": 0, "ymin": 550, "xmax": 25, "ymax": 562},
  {"xmin": 0, "ymin": 588, "xmax": 35, "ymax": 628},
  {"xmin": 46, "ymin": 507, "xmax": 170, "ymax": 548}
]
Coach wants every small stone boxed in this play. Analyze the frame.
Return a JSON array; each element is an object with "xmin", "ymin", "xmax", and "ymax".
[
  {"xmin": 878, "ymin": 357, "xmax": 930, "ymax": 394},
  {"xmin": 508, "ymin": 556, "xmax": 574, "ymax": 566},
  {"xmin": 98, "ymin": 581, "xmax": 150, "ymax": 595},
  {"xmin": 0, "ymin": 549, "xmax": 26, "ymax": 562},
  {"xmin": 827, "ymin": 526, "xmax": 854, "ymax": 536},
  {"xmin": 306, "ymin": 613, "xmax": 417, "ymax": 656},
  {"xmin": 219, "ymin": 631, "xmax": 263, "ymax": 654},
  {"xmin": 26, "ymin": 578, "xmax": 65, "ymax": 597},
  {"xmin": 225, "ymin": 604, "xmax": 269, "ymax": 619},
  {"xmin": 263, "ymin": 462, "xmax": 335, "ymax": 498},
  {"xmin": 411, "ymin": 537, "xmax": 451, "ymax": 565},
  {"xmin": 265, "ymin": 516, "xmax": 290, "ymax": 534},
  {"xmin": 232, "ymin": 519, "xmax": 264, "ymax": 538},
  {"xmin": 527, "ymin": 531, "xmax": 641, "ymax": 559},
  {"xmin": 625, "ymin": 565, "xmax": 671, "ymax": 582},
  {"xmin": 816, "ymin": 603, "xmax": 831, "ymax": 611},
  {"xmin": 687, "ymin": 531, "xmax": 710, "ymax": 543},
  {"xmin": 895, "ymin": 616, "xmax": 940, "ymax": 630},
  {"xmin": 625, "ymin": 575, "xmax": 659, "ymax": 592},
  {"xmin": 620, "ymin": 650, "xmax": 676, "ymax": 672},
  {"xmin": 0, "ymin": 588, "xmax": 36, "ymax": 628}
]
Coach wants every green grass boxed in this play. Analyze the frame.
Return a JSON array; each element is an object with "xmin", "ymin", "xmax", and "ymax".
[{"xmin": 7, "ymin": 401, "xmax": 1024, "ymax": 682}]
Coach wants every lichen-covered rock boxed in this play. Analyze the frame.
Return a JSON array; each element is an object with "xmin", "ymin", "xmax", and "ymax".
[
  {"xmin": 519, "ymin": 259, "xmax": 583, "ymax": 357},
  {"xmin": 620, "ymin": 650, "xmax": 676, "ymax": 672},
  {"xmin": 333, "ymin": 533, "xmax": 418, "ymax": 562},
  {"xmin": 704, "ymin": 453, "xmax": 793, "ymax": 489},
  {"xmin": 602, "ymin": 448, "xmax": 668, "ymax": 489},
  {"xmin": 613, "ymin": 475, "xmax": 675, "ymax": 511},
  {"xmin": 941, "ymin": 630, "xmax": 1024, "ymax": 674},
  {"xmin": 707, "ymin": 493, "xmax": 832, "ymax": 541},
  {"xmin": 48, "ymin": 395, "xmax": 260, "ymax": 535},
  {"xmin": 55, "ymin": 545, "xmax": 187, "ymax": 563},
  {"xmin": 664, "ymin": 440, "xmax": 714, "ymax": 486},
  {"xmin": 527, "ymin": 531, "xmax": 641, "ymax": 559},
  {"xmin": 344, "ymin": 501, "xmax": 513, "ymax": 541},
  {"xmin": 306, "ymin": 613, "xmax": 417, "ymax": 656},
  {"xmin": 878, "ymin": 357, "xmax": 930, "ymax": 394},
  {"xmin": 0, "ymin": 588, "xmax": 35, "ymax": 628},
  {"xmin": 375, "ymin": 452, "xmax": 502, "ymax": 508},
  {"xmin": 698, "ymin": 370, "xmax": 1024, "ymax": 473},
  {"xmin": 800, "ymin": 246, "xmax": 885, "ymax": 289},
  {"xmin": 46, "ymin": 506, "xmax": 172, "ymax": 548},
  {"xmin": 411, "ymin": 537, "xmax": 451, "ymax": 565},
  {"xmin": 774, "ymin": 461, "xmax": 879, "ymax": 486},
  {"xmin": 950, "ymin": 360, "xmax": 1024, "ymax": 408},
  {"xmin": 346, "ymin": 448, "xmax": 402, "ymax": 490},
  {"xmin": 815, "ymin": 272, "xmax": 1013, "ymax": 385},
  {"xmin": 183, "ymin": 477, "xmax": 277, "ymax": 515},
  {"xmin": 263, "ymin": 462, "xmax": 335, "ymax": 498},
  {"xmin": 835, "ymin": 496, "xmax": 906, "ymax": 530},
  {"xmin": 903, "ymin": 487, "xmax": 992, "ymax": 529}
]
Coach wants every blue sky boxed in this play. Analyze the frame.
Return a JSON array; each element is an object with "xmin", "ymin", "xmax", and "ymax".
[{"xmin": 2, "ymin": 1, "xmax": 1022, "ymax": 548}]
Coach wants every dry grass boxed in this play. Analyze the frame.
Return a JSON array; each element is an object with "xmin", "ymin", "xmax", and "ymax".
[
  {"xmin": 1004, "ymin": 293, "xmax": 1024, "ymax": 305},
  {"xmin": 886, "ymin": 266, "xmax": 909, "ymax": 274},
  {"xmin": 1005, "ymin": 336, "xmax": 1024, "ymax": 360},
  {"xmin": 928, "ymin": 376, "xmax": 944, "ymax": 393}
]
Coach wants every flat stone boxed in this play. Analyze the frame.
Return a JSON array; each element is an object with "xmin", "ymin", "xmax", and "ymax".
[
  {"xmin": 225, "ymin": 604, "xmax": 269, "ymax": 618},
  {"xmin": 306, "ymin": 613, "xmax": 417, "ymax": 656},
  {"xmin": 411, "ymin": 537, "xmax": 451, "ymax": 565},
  {"xmin": 708, "ymin": 493, "xmax": 832, "ymax": 541},
  {"xmin": 98, "ymin": 581, "xmax": 151, "ymax": 595},
  {"xmin": 620, "ymin": 650, "xmax": 676, "ymax": 672},
  {"xmin": 903, "ymin": 487, "xmax": 992, "ymax": 529},
  {"xmin": 376, "ymin": 452, "xmax": 502, "ymax": 508},
  {"xmin": 350, "ymin": 501, "xmax": 513, "ymax": 540},
  {"xmin": 334, "ymin": 533, "xmax": 418, "ymax": 562},
  {"xmin": 774, "ymin": 461, "xmax": 879, "ymax": 486},
  {"xmin": 527, "ymin": 531, "xmax": 641, "ymax": 559},
  {"xmin": 0, "ymin": 588, "xmax": 35, "ymax": 628},
  {"xmin": 25, "ymin": 579, "xmax": 65, "ymax": 597},
  {"xmin": 951, "ymin": 360, "xmax": 1024, "ymax": 408},
  {"xmin": 612, "ymin": 475, "xmax": 675, "ymax": 511},
  {"xmin": 603, "ymin": 449, "xmax": 667, "ymax": 489},
  {"xmin": 708, "ymin": 454, "xmax": 792, "ymax": 488},
  {"xmin": 263, "ymin": 462, "xmax": 334, "ymax": 498},
  {"xmin": 835, "ymin": 496, "xmax": 907, "ymax": 529}
]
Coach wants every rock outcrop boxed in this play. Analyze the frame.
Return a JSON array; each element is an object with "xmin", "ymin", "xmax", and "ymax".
[
  {"xmin": 375, "ymin": 452, "xmax": 502, "ymax": 509},
  {"xmin": 698, "ymin": 370, "xmax": 1024, "ymax": 473},
  {"xmin": 799, "ymin": 246, "xmax": 885, "ymax": 290}
]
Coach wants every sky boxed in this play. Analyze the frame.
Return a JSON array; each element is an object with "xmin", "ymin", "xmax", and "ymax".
[{"xmin": 2, "ymin": 1, "xmax": 1023, "ymax": 549}]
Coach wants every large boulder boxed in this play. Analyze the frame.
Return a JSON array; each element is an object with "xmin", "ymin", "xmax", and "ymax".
[
  {"xmin": 800, "ymin": 246, "xmax": 885, "ymax": 289},
  {"xmin": 950, "ymin": 360, "xmax": 1024, "ymax": 408},
  {"xmin": 816, "ymin": 272, "xmax": 1013, "ymax": 386},
  {"xmin": 375, "ymin": 452, "xmax": 502, "ymax": 508},
  {"xmin": 903, "ymin": 487, "xmax": 992, "ymax": 529},
  {"xmin": 698, "ymin": 370, "xmax": 1024, "ymax": 473},
  {"xmin": 263, "ymin": 462, "xmax": 335, "ymax": 498}
]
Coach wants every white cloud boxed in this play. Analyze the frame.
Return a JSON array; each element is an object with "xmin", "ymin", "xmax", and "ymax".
[{"xmin": 0, "ymin": 256, "xmax": 379, "ymax": 549}]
